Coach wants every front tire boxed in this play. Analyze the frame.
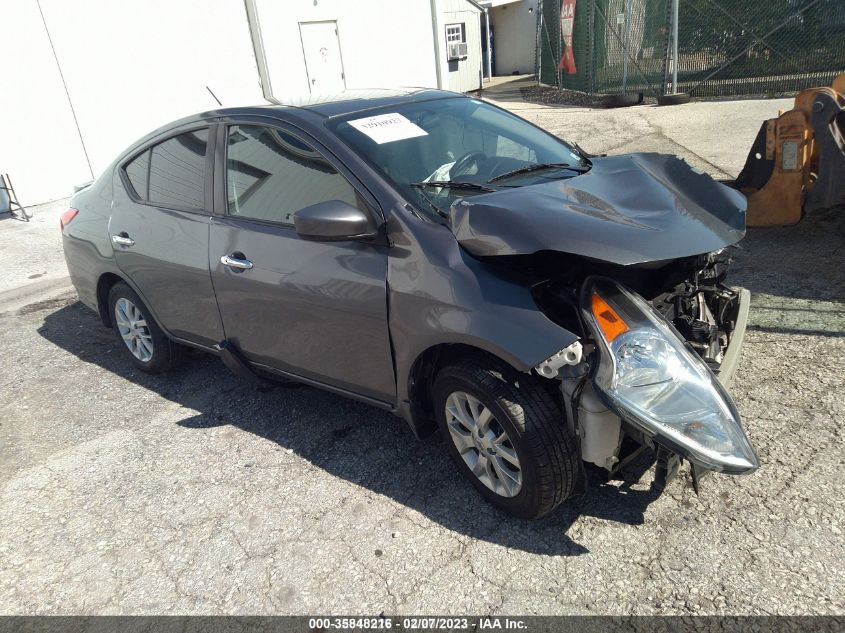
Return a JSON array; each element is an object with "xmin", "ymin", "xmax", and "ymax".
[
  {"xmin": 433, "ymin": 359, "xmax": 580, "ymax": 519},
  {"xmin": 108, "ymin": 282, "xmax": 179, "ymax": 373}
]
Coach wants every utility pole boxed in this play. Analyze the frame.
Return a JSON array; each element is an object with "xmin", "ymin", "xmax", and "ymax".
[{"xmin": 671, "ymin": 0, "xmax": 679, "ymax": 92}]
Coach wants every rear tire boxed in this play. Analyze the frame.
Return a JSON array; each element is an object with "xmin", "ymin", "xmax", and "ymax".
[
  {"xmin": 108, "ymin": 282, "xmax": 179, "ymax": 373},
  {"xmin": 433, "ymin": 359, "xmax": 579, "ymax": 519}
]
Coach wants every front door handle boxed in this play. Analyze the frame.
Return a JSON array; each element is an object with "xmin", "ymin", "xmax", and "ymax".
[
  {"xmin": 112, "ymin": 233, "xmax": 135, "ymax": 247},
  {"xmin": 220, "ymin": 253, "xmax": 254, "ymax": 270}
]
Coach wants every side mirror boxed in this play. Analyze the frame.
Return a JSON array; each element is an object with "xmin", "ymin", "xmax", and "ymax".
[{"xmin": 294, "ymin": 200, "xmax": 379, "ymax": 242}]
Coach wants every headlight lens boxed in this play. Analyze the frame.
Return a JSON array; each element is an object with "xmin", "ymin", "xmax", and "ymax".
[{"xmin": 582, "ymin": 277, "xmax": 759, "ymax": 474}]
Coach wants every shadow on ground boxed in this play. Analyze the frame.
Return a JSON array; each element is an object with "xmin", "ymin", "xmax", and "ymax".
[
  {"xmin": 729, "ymin": 210, "xmax": 845, "ymax": 338},
  {"xmin": 731, "ymin": 210, "xmax": 845, "ymax": 304},
  {"xmin": 37, "ymin": 302, "xmax": 666, "ymax": 556}
]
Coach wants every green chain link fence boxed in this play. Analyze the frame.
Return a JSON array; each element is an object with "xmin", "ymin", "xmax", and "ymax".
[{"xmin": 538, "ymin": 0, "xmax": 845, "ymax": 97}]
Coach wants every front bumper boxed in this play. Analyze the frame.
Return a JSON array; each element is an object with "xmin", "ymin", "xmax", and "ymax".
[{"xmin": 714, "ymin": 287, "xmax": 751, "ymax": 389}]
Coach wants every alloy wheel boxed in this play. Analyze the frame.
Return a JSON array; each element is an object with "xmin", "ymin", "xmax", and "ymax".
[
  {"xmin": 114, "ymin": 297, "xmax": 154, "ymax": 362},
  {"xmin": 444, "ymin": 391, "xmax": 523, "ymax": 497}
]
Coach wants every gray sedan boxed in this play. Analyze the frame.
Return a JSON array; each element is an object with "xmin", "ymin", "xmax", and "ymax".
[{"xmin": 61, "ymin": 89, "xmax": 758, "ymax": 519}]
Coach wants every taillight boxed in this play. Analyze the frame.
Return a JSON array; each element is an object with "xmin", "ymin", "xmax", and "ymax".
[{"xmin": 60, "ymin": 208, "xmax": 79, "ymax": 230}]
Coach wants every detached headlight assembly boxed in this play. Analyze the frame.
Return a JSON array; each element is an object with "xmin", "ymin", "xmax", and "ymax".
[{"xmin": 581, "ymin": 277, "xmax": 759, "ymax": 474}]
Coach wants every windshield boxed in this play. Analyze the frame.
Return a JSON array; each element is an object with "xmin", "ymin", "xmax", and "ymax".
[{"xmin": 328, "ymin": 97, "xmax": 589, "ymax": 218}]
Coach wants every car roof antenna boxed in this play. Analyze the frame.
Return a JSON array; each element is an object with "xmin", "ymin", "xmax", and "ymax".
[{"xmin": 206, "ymin": 86, "xmax": 223, "ymax": 107}]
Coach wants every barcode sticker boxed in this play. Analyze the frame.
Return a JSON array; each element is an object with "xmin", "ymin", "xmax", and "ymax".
[{"xmin": 348, "ymin": 113, "xmax": 428, "ymax": 144}]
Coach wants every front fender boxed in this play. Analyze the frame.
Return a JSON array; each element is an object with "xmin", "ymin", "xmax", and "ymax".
[{"xmin": 387, "ymin": 207, "xmax": 579, "ymax": 426}]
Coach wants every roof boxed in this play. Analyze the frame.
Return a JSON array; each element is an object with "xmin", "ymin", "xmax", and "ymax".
[
  {"xmin": 114, "ymin": 88, "xmax": 467, "ymax": 164},
  {"xmin": 268, "ymin": 87, "xmax": 463, "ymax": 118}
]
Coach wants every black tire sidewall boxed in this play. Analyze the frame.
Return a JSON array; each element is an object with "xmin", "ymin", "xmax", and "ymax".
[
  {"xmin": 602, "ymin": 92, "xmax": 643, "ymax": 108},
  {"xmin": 107, "ymin": 283, "xmax": 173, "ymax": 373},
  {"xmin": 433, "ymin": 368, "xmax": 555, "ymax": 518},
  {"xmin": 657, "ymin": 93, "xmax": 690, "ymax": 106}
]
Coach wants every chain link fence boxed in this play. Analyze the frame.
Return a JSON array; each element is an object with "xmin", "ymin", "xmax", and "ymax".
[{"xmin": 538, "ymin": 0, "xmax": 845, "ymax": 98}]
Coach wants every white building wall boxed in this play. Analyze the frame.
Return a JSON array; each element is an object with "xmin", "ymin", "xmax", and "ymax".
[
  {"xmin": 489, "ymin": 0, "xmax": 537, "ymax": 76},
  {"xmin": 0, "ymin": 0, "xmax": 94, "ymax": 205},
  {"xmin": 1, "ymin": 0, "xmax": 486, "ymax": 206},
  {"xmin": 0, "ymin": 0, "xmax": 263, "ymax": 205},
  {"xmin": 253, "ymin": 0, "xmax": 440, "ymax": 99},
  {"xmin": 436, "ymin": 0, "xmax": 483, "ymax": 93}
]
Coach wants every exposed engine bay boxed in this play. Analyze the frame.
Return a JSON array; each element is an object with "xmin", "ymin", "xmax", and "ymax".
[
  {"xmin": 527, "ymin": 247, "xmax": 741, "ymax": 375},
  {"xmin": 648, "ymin": 249, "xmax": 740, "ymax": 370}
]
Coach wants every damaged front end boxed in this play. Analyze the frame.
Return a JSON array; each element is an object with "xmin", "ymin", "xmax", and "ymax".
[
  {"xmin": 444, "ymin": 151, "xmax": 759, "ymax": 488},
  {"xmin": 530, "ymin": 250, "xmax": 759, "ymax": 487}
]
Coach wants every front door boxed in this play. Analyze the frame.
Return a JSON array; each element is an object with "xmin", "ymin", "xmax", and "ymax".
[
  {"xmin": 300, "ymin": 21, "xmax": 346, "ymax": 94},
  {"xmin": 209, "ymin": 122, "xmax": 395, "ymax": 403}
]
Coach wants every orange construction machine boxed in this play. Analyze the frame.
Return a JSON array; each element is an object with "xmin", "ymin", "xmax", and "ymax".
[{"xmin": 732, "ymin": 74, "xmax": 845, "ymax": 227}]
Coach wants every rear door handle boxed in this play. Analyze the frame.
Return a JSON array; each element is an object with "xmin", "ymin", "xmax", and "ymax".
[
  {"xmin": 112, "ymin": 233, "xmax": 135, "ymax": 246},
  {"xmin": 220, "ymin": 253, "xmax": 254, "ymax": 270}
]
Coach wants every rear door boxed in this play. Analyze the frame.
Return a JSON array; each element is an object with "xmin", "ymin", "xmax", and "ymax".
[
  {"xmin": 110, "ymin": 125, "xmax": 224, "ymax": 348},
  {"xmin": 208, "ymin": 120, "xmax": 395, "ymax": 403}
]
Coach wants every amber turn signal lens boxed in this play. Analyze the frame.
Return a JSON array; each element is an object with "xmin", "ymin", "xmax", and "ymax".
[{"xmin": 591, "ymin": 291, "xmax": 629, "ymax": 342}]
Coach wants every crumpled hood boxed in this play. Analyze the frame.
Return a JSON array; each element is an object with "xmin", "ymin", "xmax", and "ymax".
[{"xmin": 449, "ymin": 153, "xmax": 747, "ymax": 265}]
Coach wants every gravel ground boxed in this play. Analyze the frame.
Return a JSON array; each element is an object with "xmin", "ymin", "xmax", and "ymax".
[
  {"xmin": 520, "ymin": 86, "xmax": 607, "ymax": 108},
  {"xmin": 519, "ymin": 83, "xmax": 807, "ymax": 108},
  {"xmin": 0, "ymin": 199, "xmax": 69, "ymax": 293},
  {"xmin": 0, "ymin": 100, "xmax": 843, "ymax": 616}
]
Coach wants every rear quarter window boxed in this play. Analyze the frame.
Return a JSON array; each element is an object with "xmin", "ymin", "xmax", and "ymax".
[{"xmin": 124, "ymin": 149, "xmax": 150, "ymax": 199}]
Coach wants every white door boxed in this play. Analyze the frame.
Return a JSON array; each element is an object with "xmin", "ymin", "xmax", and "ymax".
[{"xmin": 300, "ymin": 21, "xmax": 346, "ymax": 94}]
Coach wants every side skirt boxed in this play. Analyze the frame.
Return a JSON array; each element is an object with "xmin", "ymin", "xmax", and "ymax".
[{"xmin": 171, "ymin": 336, "xmax": 399, "ymax": 415}]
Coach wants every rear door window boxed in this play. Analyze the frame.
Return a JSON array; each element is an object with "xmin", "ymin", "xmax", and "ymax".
[
  {"xmin": 226, "ymin": 125, "xmax": 359, "ymax": 226},
  {"xmin": 123, "ymin": 128, "xmax": 209, "ymax": 210},
  {"xmin": 149, "ymin": 128, "xmax": 208, "ymax": 210}
]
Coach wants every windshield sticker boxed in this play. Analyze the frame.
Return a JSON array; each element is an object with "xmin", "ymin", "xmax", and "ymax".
[{"xmin": 348, "ymin": 113, "xmax": 428, "ymax": 144}]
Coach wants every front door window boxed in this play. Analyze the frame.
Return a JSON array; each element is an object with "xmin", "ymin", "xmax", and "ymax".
[{"xmin": 226, "ymin": 125, "xmax": 361, "ymax": 225}]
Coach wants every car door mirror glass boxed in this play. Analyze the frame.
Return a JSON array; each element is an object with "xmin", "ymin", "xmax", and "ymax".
[{"xmin": 294, "ymin": 200, "xmax": 378, "ymax": 242}]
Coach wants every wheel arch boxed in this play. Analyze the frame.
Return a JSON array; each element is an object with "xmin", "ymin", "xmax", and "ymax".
[
  {"xmin": 96, "ymin": 271, "xmax": 172, "ymax": 341},
  {"xmin": 404, "ymin": 342, "xmax": 559, "ymax": 439},
  {"xmin": 96, "ymin": 272, "xmax": 126, "ymax": 327}
]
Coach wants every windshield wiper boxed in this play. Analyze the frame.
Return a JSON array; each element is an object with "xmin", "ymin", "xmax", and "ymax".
[
  {"xmin": 414, "ymin": 190, "xmax": 450, "ymax": 219},
  {"xmin": 411, "ymin": 180, "xmax": 496, "ymax": 193},
  {"xmin": 487, "ymin": 162, "xmax": 590, "ymax": 183}
]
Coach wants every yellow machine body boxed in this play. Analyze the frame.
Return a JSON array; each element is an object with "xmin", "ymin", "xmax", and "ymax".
[{"xmin": 737, "ymin": 74, "xmax": 845, "ymax": 227}]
